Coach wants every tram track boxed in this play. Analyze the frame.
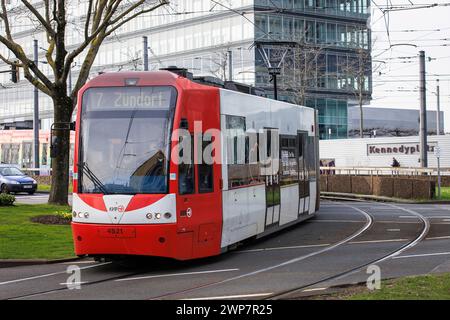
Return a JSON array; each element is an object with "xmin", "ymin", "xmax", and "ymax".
[
  {"xmin": 3, "ymin": 203, "xmax": 372, "ymax": 300},
  {"xmin": 146, "ymin": 203, "xmax": 375, "ymax": 300},
  {"xmin": 4, "ymin": 202, "xmax": 431, "ymax": 300},
  {"xmin": 265, "ymin": 202, "xmax": 431, "ymax": 300}
]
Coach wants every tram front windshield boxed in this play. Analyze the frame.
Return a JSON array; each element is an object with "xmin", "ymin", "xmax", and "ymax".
[{"xmin": 79, "ymin": 86, "xmax": 176, "ymax": 194}]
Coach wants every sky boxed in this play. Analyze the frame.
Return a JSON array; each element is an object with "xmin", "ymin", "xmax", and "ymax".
[{"xmin": 369, "ymin": 0, "xmax": 450, "ymax": 131}]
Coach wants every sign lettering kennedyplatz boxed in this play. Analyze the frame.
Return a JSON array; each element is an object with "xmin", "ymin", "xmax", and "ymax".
[{"xmin": 367, "ymin": 142, "xmax": 438, "ymax": 156}]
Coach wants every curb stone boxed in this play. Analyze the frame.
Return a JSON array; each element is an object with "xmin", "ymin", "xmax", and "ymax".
[{"xmin": 0, "ymin": 257, "xmax": 82, "ymax": 268}]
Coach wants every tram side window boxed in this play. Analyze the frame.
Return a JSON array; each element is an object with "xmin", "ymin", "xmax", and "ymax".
[
  {"xmin": 280, "ymin": 136, "xmax": 299, "ymax": 186},
  {"xmin": 179, "ymin": 135, "xmax": 195, "ymax": 195},
  {"xmin": 198, "ymin": 138, "xmax": 213, "ymax": 193},
  {"xmin": 226, "ymin": 115, "xmax": 263, "ymax": 188},
  {"xmin": 298, "ymin": 133, "xmax": 306, "ymax": 181}
]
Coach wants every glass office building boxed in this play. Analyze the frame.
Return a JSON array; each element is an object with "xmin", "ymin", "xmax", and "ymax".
[{"xmin": 0, "ymin": 0, "xmax": 371, "ymax": 139}]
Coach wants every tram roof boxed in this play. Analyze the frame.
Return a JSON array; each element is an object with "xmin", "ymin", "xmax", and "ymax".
[{"xmin": 84, "ymin": 71, "xmax": 207, "ymax": 90}]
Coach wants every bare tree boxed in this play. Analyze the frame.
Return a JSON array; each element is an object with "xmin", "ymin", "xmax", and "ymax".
[
  {"xmin": 0, "ymin": 0, "xmax": 169, "ymax": 204},
  {"xmin": 278, "ymin": 43, "xmax": 326, "ymax": 106},
  {"xmin": 208, "ymin": 49, "xmax": 230, "ymax": 81},
  {"xmin": 339, "ymin": 47, "xmax": 372, "ymax": 138}
]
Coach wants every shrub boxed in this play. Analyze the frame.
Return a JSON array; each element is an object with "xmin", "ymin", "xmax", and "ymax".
[{"xmin": 0, "ymin": 193, "xmax": 15, "ymax": 206}]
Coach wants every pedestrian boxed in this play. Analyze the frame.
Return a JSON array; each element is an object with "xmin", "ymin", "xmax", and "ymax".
[{"xmin": 391, "ymin": 157, "xmax": 400, "ymax": 168}]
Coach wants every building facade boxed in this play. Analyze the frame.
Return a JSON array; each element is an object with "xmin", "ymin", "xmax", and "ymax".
[{"xmin": 0, "ymin": 0, "xmax": 371, "ymax": 138}]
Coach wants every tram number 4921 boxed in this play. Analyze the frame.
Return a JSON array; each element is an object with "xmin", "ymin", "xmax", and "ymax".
[{"xmin": 98, "ymin": 227, "xmax": 136, "ymax": 238}]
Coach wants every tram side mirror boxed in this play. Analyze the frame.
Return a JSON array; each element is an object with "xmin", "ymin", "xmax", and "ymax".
[
  {"xmin": 180, "ymin": 118, "xmax": 188, "ymax": 130},
  {"xmin": 50, "ymin": 135, "xmax": 60, "ymax": 158},
  {"xmin": 69, "ymin": 121, "xmax": 76, "ymax": 131}
]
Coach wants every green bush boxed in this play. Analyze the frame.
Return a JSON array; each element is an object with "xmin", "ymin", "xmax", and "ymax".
[{"xmin": 0, "ymin": 193, "xmax": 15, "ymax": 206}]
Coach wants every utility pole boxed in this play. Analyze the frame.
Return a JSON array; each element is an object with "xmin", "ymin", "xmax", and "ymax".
[
  {"xmin": 227, "ymin": 50, "xmax": 233, "ymax": 81},
  {"xmin": 268, "ymin": 67, "xmax": 281, "ymax": 101},
  {"xmin": 33, "ymin": 39, "xmax": 39, "ymax": 171},
  {"xmin": 436, "ymin": 79, "xmax": 441, "ymax": 135},
  {"xmin": 143, "ymin": 36, "xmax": 149, "ymax": 71},
  {"xmin": 419, "ymin": 50, "xmax": 428, "ymax": 168}
]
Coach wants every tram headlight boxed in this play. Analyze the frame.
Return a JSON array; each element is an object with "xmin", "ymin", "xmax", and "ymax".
[
  {"xmin": 164, "ymin": 212, "xmax": 172, "ymax": 219},
  {"xmin": 84, "ymin": 212, "xmax": 89, "ymax": 219},
  {"xmin": 155, "ymin": 213, "xmax": 161, "ymax": 220},
  {"xmin": 146, "ymin": 213, "xmax": 153, "ymax": 220}
]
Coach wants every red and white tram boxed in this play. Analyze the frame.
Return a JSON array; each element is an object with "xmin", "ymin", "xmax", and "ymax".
[{"xmin": 71, "ymin": 70, "xmax": 319, "ymax": 260}]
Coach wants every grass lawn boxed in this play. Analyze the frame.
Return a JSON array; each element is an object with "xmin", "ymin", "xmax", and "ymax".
[
  {"xmin": 37, "ymin": 184, "xmax": 73, "ymax": 193},
  {"xmin": 347, "ymin": 273, "xmax": 450, "ymax": 300},
  {"xmin": 0, "ymin": 204, "xmax": 75, "ymax": 260}
]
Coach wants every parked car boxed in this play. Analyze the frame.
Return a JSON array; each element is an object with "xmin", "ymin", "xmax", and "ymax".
[{"xmin": 0, "ymin": 165, "xmax": 37, "ymax": 194}]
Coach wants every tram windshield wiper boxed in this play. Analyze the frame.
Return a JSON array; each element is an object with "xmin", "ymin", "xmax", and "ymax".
[{"xmin": 78, "ymin": 162, "xmax": 109, "ymax": 194}]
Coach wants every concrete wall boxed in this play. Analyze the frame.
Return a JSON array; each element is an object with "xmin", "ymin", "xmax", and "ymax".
[{"xmin": 321, "ymin": 175, "xmax": 435, "ymax": 199}]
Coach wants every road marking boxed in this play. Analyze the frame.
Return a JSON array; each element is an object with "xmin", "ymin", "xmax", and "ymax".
[
  {"xmin": 307, "ymin": 219, "xmax": 364, "ymax": 223},
  {"xmin": 0, "ymin": 262, "xmax": 111, "ymax": 286},
  {"xmin": 426, "ymin": 236, "xmax": 450, "ymax": 240},
  {"xmin": 349, "ymin": 238, "xmax": 408, "ymax": 245},
  {"xmin": 387, "ymin": 229, "xmax": 401, "ymax": 232},
  {"xmin": 237, "ymin": 243, "xmax": 330, "ymax": 253},
  {"xmin": 183, "ymin": 293, "xmax": 273, "ymax": 300},
  {"xmin": 59, "ymin": 281, "xmax": 87, "ymax": 286},
  {"xmin": 393, "ymin": 252, "xmax": 450, "ymax": 259},
  {"xmin": 302, "ymin": 287, "xmax": 328, "ymax": 293},
  {"xmin": 115, "ymin": 268, "xmax": 239, "ymax": 282},
  {"xmin": 60, "ymin": 260, "xmax": 96, "ymax": 264}
]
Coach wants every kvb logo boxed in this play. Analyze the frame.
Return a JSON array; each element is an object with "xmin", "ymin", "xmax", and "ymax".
[{"xmin": 109, "ymin": 205, "xmax": 125, "ymax": 212}]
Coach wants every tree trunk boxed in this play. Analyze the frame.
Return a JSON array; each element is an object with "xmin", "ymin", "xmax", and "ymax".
[{"xmin": 48, "ymin": 96, "xmax": 73, "ymax": 205}]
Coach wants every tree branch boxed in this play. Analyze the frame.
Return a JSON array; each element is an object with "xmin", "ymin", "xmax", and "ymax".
[
  {"xmin": 0, "ymin": 0, "xmax": 13, "ymax": 41},
  {"xmin": 20, "ymin": 0, "xmax": 56, "ymax": 38}
]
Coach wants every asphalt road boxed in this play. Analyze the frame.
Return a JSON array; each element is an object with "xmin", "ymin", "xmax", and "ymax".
[
  {"xmin": 14, "ymin": 193, "xmax": 72, "ymax": 205},
  {"xmin": 2, "ymin": 200, "xmax": 450, "ymax": 300}
]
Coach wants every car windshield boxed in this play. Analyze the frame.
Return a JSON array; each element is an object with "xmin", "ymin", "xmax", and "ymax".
[
  {"xmin": 0, "ymin": 167, "xmax": 25, "ymax": 176},
  {"xmin": 79, "ymin": 86, "xmax": 176, "ymax": 194}
]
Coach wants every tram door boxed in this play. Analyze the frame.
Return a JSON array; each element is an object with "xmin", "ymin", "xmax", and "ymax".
[
  {"xmin": 298, "ymin": 132, "xmax": 309, "ymax": 215},
  {"xmin": 264, "ymin": 129, "xmax": 280, "ymax": 227},
  {"xmin": 175, "ymin": 89, "xmax": 222, "ymax": 259}
]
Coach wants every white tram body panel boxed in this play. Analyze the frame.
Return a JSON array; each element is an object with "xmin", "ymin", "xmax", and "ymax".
[{"xmin": 219, "ymin": 89, "xmax": 318, "ymax": 248}]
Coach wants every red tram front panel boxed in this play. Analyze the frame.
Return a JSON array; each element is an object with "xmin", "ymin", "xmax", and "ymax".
[{"xmin": 71, "ymin": 72, "xmax": 223, "ymax": 260}]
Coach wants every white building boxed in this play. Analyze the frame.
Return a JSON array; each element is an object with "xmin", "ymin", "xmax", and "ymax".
[
  {"xmin": 0, "ymin": 0, "xmax": 372, "ymax": 137},
  {"xmin": 320, "ymin": 135, "xmax": 450, "ymax": 168}
]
